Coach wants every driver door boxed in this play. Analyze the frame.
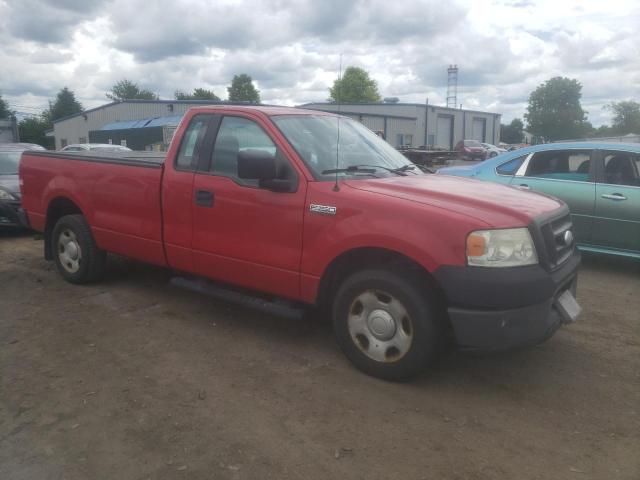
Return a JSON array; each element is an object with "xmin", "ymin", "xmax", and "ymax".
[{"xmin": 190, "ymin": 114, "xmax": 307, "ymax": 299}]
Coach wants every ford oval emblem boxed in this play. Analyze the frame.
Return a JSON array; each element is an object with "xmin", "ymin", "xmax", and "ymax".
[{"xmin": 563, "ymin": 230, "xmax": 574, "ymax": 245}]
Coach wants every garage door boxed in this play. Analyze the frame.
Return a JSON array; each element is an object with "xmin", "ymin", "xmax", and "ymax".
[
  {"xmin": 472, "ymin": 118, "xmax": 486, "ymax": 142},
  {"xmin": 436, "ymin": 115, "xmax": 453, "ymax": 150}
]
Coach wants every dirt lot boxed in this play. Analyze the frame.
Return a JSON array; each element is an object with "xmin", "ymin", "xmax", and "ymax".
[{"xmin": 1, "ymin": 232, "xmax": 639, "ymax": 480}]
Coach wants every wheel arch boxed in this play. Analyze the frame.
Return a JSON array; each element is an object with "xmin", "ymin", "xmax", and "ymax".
[
  {"xmin": 316, "ymin": 246, "xmax": 446, "ymax": 312},
  {"xmin": 44, "ymin": 196, "xmax": 84, "ymax": 260}
]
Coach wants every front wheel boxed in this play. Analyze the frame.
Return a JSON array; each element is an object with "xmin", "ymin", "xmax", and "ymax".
[
  {"xmin": 51, "ymin": 214, "xmax": 106, "ymax": 284},
  {"xmin": 332, "ymin": 269, "xmax": 443, "ymax": 381},
  {"xmin": 489, "ymin": 151, "xmax": 497, "ymax": 158}
]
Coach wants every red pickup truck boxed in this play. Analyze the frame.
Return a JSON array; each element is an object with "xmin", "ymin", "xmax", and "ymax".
[{"xmin": 19, "ymin": 105, "xmax": 581, "ymax": 380}]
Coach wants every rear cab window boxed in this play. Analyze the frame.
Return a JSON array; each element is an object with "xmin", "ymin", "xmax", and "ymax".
[
  {"xmin": 524, "ymin": 150, "xmax": 593, "ymax": 182},
  {"xmin": 175, "ymin": 115, "xmax": 212, "ymax": 171}
]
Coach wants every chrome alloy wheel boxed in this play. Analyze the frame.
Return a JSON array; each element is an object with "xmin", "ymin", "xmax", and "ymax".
[
  {"xmin": 58, "ymin": 228, "xmax": 82, "ymax": 273},
  {"xmin": 347, "ymin": 290, "xmax": 414, "ymax": 363}
]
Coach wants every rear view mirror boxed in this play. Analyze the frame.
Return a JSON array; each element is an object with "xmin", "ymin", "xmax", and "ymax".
[
  {"xmin": 237, "ymin": 149, "xmax": 296, "ymax": 193},
  {"xmin": 237, "ymin": 150, "xmax": 276, "ymax": 180}
]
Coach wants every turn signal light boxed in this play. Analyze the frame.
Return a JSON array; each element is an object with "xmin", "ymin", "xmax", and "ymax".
[{"xmin": 466, "ymin": 233, "xmax": 486, "ymax": 257}]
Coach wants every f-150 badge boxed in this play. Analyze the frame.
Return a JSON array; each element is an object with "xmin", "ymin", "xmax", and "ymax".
[{"xmin": 309, "ymin": 204, "xmax": 337, "ymax": 215}]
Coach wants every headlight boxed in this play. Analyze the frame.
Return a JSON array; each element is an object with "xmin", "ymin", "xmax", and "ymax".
[
  {"xmin": 467, "ymin": 228, "xmax": 538, "ymax": 267},
  {"xmin": 0, "ymin": 188, "xmax": 15, "ymax": 201}
]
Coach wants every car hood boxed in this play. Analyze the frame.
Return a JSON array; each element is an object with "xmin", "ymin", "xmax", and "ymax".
[
  {"xmin": 436, "ymin": 165, "xmax": 478, "ymax": 177},
  {"xmin": 0, "ymin": 175, "xmax": 20, "ymax": 198},
  {"xmin": 344, "ymin": 174, "xmax": 563, "ymax": 227}
]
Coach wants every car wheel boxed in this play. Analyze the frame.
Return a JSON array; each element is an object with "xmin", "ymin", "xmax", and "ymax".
[
  {"xmin": 52, "ymin": 214, "xmax": 106, "ymax": 284},
  {"xmin": 489, "ymin": 152, "xmax": 497, "ymax": 158},
  {"xmin": 332, "ymin": 269, "xmax": 443, "ymax": 381}
]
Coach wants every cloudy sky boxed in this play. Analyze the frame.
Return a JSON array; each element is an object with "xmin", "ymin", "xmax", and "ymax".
[{"xmin": 1, "ymin": 0, "xmax": 638, "ymax": 126}]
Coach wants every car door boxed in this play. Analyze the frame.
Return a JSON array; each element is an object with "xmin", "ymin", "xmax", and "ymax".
[
  {"xmin": 190, "ymin": 114, "xmax": 307, "ymax": 299},
  {"xmin": 510, "ymin": 148, "xmax": 596, "ymax": 244},
  {"xmin": 591, "ymin": 149, "xmax": 640, "ymax": 253}
]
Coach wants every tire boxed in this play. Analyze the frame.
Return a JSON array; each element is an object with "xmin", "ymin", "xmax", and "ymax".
[
  {"xmin": 332, "ymin": 269, "xmax": 443, "ymax": 381},
  {"xmin": 489, "ymin": 152, "xmax": 497, "ymax": 158},
  {"xmin": 51, "ymin": 214, "xmax": 106, "ymax": 284}
]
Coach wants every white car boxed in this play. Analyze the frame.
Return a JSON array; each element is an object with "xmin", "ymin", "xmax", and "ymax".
[
  {"xmin": 60, "ymin": 143, "xmax": 132, "ymax": 152},
  {"xmin": 481, "ymin": 143, "xmax": 507, "ymax": 158}
]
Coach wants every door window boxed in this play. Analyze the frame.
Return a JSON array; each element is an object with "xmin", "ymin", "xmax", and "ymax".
[
  {"xmin": 525, "ymin": 150, "xmax": 592, "ymax": 182},
  {"xmin": 210, "ymin": 116, "xmax": 280, "ymax": 186},
  {"xmin": 496, "ymin": 154, "xmax": 527, "ymax": 175},
  {"xmin": 602, "ymin": 151, "xmax": 640, "ymax": 187},
  {"xmin": 175, "ymin": 115, "xmax": 211, "ymax": 171}
]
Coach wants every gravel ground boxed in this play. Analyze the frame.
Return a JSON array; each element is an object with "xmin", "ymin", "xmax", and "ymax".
[{"xmin": 1, "ymin": 232, "xmax": 639, "ymax": 480}]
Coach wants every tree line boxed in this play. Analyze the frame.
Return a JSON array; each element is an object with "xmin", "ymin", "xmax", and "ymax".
[
  {"xmin": 2, "ymin": 67, "xmax": 638, "ymax": 148},
  {"xmin": 501, "ymin": 77, "xmax": 640, "ymax": 144},
  {"xmin": 0, "ymin": 74, "xmax": 261, "ymax": 147}
]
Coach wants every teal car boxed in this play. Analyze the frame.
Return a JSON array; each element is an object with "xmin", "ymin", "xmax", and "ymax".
[{"xmin": 438, "ymin": 142, "xmax": 640, "ymax": 258}]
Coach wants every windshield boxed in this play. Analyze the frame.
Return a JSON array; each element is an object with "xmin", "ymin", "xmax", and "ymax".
[
  {"xmin": 0, "ymin": 151, "xmax": 21, "ymax": 175},
  {"xmin": 272, "ymin": 115, "xmax": 420, "ymax": 179}
]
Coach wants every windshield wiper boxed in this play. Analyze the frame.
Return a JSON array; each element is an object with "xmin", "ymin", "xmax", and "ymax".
[
  {"xmin": 322, "ymin": 165, "xmax": 379, "ymax": 175},
  {"xmin": 389, "ymin": 164, "xmax": 416, "ymax": 174},
  {"xmin": 322, "ymin": 164, "xmax": 410, "ymax": 176}
]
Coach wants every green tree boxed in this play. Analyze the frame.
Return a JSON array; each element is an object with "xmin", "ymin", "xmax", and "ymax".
[
  {"xmin": 524, "ymin": 77, "xmax": 589, "ymax": 141},
  {"xmin": 0, "ymin": 94, "xmax": 14, "ymax": 119},
  {"xmin": 590, "ymin": 124, "xmax": 614, "ymax": 137},
  {"xmin": 500, "ymin": 118, "xmax": 524, "ymax": 144},
  {"xmin": 329, "ymin": 66, "xmax": 381, "ymax": 103},
  {"xmin": 43, "ymin": 87, "xmax": 83, "ymax": 124},
  {"xmin": 18, "ymin": 116, "xmax": 54, "ymax": 148},
  {"xmin": 605, "ymin": 100, "xmax": 640, "ymax": 135},
  {"xmin": 227, "ymin": 74, "xmax": 260, "ymax": 103},
  {"xmin": 174, "ymin": 88, "xmax": 221, "ymax": 101},
  {"xmin": 107, "ymin": 79, "xmax": 158, "ymax": 101}
]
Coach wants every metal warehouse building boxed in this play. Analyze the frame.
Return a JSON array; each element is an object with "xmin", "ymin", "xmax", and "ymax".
[
  {"xmin": 50, "ymin": 100, "xmax": 219, "ymax": 150},
  {"xmin": 301, "ymin": 102, "xmax": 501, "ymax": 150}
]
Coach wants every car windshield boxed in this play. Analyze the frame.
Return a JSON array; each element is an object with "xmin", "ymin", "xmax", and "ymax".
[
  {"xmin": 272, "ymin": 115, "xmax": 420, "ymax": 179},
  {"xmin": 0, "ymin": 151, "xmax": 21, "ymax": 175},
  {"xmin": 464, "ymin": 140, "xmax": 483, "ymax": 147}
]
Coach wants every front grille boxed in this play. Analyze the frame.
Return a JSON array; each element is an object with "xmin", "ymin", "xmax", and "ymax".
[{"xmin": 539, "ymin": 214, "xmax": 574, "ymax": 269}]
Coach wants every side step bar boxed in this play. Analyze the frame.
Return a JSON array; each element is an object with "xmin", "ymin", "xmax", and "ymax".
[{"xmin": 170, "ymin": 276, "xmax": 305, "ymax": 320}]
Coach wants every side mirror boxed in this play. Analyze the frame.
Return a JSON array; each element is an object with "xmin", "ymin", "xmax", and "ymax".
[
  {"xmin": 237, "ymin": 150, "xmax": 277, "ymax": 180},
  {"xmin": 237, "ymin": 150, "xmax": 296, "ymax": 193}
]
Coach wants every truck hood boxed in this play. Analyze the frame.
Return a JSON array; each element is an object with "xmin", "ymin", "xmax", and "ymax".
[{"xmin": 345, "ymin": 174, "xmax": 563, "ymax": 227}]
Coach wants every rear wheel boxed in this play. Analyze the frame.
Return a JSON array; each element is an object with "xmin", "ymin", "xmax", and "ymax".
[
  {"xmin": 52, "ymin": 214, "xmax": 106, "ymax": 284},
  {"xmin": 332, "ymin": 269, "xmax": 443, "ymax": 380},
  {"xmin": 489, "ymin": 151, "xmax": 498, "ymax": 158}
]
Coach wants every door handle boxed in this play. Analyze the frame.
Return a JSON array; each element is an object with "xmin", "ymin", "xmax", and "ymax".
[
  {"xmin": 601, "ymin": 193, "xmax": 627, "ymax": 201},
  {"xmin": 517, "ymin": 184, "xmax": 530, "ymax": 190},
  {"xmin": 195, "ymin": 189, "xmax": 214, "ymax": 207}
]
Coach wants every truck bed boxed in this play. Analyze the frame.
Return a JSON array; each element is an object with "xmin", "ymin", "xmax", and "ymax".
[
  {"xmin": 26, "ymin": 150, "xmax": 166, "ymax": 168},
  {"xmin": 20, "ymin": 149, "xmax": 167, "ymax": 267}
]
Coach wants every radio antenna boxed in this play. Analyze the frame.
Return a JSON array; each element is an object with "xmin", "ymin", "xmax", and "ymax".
[{"xmin": 333, "ymin": 53, "xmax": 343, "ymax": 192}]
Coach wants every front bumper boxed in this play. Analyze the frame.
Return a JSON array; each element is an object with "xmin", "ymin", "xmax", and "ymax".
[
  {"xmin": 0, "ymin": 200, "xmax": 23, "ymax": 228},
  {"xmin": 434, "ymin": 250, "xmax": 581, "ymax": 351}
]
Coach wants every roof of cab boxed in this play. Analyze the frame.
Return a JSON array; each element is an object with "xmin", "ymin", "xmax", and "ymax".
[{"xmin": 186, "ymin": 105, "xmax": 336, "ymax": 116}]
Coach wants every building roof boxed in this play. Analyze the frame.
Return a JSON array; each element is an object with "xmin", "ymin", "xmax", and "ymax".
[
  {"xmin": 300, "ymin": 102, "xmax": 500, "ymax": 116},
  {"xmin": 52, "ymin": 99, "xmax": 262, "ymax": 124},
  {"xmin": 99, "ymin": 115, "xmax": 184, "ymax": 130}
]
